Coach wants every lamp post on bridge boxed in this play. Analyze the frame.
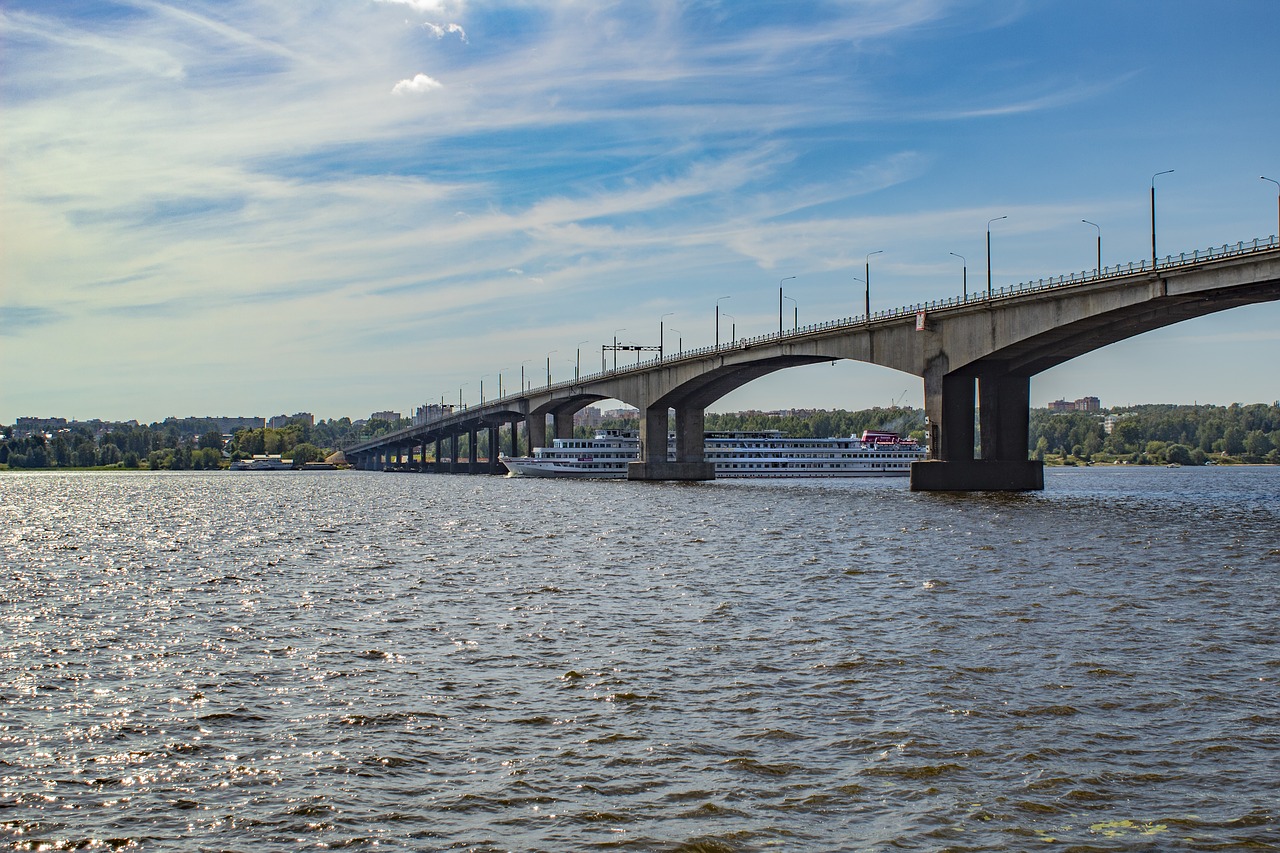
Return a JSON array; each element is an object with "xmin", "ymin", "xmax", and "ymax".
[
  {"xmin": 864, "ymin": 251, "xmax": 882, "ymax": 321},
  {"xmin": 778, "ymin": 276, "xmax": 795, "ymax": 337},
  {"xmin": 659, "ymin": 313, "xmax": 674, "ymax": 360},
  {"xmin": 498, "ymin": 368, "xmax": 509, "ymax": 399},
  {"xmin": 986, "ymin": 216, "xmax": 1006, "ymax": 298},
  {"xmin": 1262, "ymin": 176, "xmax": 1280, "ymax": 237},
  {"xmin": 1082, "ymin": 220, "xmax": 1101, "ymax": 274},
  {"xmin": 479, "ymin": 374, "xmax": 488, "ymax": 405},
  {"xmin": 1151, "ymin": 169, "xmax": 1174, "ymax": 269},
  {"xmin": 545, "ymin": 350, "xmax": 557, "ymax": 389},
  {"xmin": 721, "ymin": 313, "xmax": 735, "ymax": 344},
  {"xmin": 668, "ymin": 327, "xmax": 682, "ymax": 355},
  {"xmin": 612, "ymin": 330, "xmax": 625, "ymax": 371},
  {"xmin": 949, "ymin": 252, "xmax": 967, "ymax": 301},
  {"xmin": 458, "ymin": 382, "xmax": 468, "ymax": 410},
  {"xmin": 783, "ymin": 296, "xmax": 797, "ymax": 330},
  {"xmin": 714, "ymin": 297, "xmax": 731, "ymax": 349},
  {"xmin": 575, "ymin": 341, "xmax": 588, "ymax": 381}
]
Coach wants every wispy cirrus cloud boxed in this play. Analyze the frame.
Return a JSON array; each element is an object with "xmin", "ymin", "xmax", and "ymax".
[
  {"xmin": 0, "ymin": 305, "xmax": 63, "ymax": 336},
  {"xmin": 6, "ymin": 0, "xmax": 1270, "ymax": 421}
]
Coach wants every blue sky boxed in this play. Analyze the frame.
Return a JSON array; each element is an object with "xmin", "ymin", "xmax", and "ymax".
[{"xmin": 3, "ymin": 0, "xmax": 1278, "ymax": 423}]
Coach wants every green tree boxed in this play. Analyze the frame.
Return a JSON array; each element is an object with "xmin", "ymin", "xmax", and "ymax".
[
  {"xmin": 1222, "ymin": 425, "xmax": 1246, "ymax": 455},
  {"xmin": 199, "ymin": 430, "xmax": 225, "ymax": 450},
  {"xmin": 1165, "ymin": 444, "xmax": 1194, "ymax": 465},
  {"xmin": 290, "ymin": 443, "xmax": 324, "ymax": 464},
  {"xmin": 52, "ymin": 434, "xmax": 72, "ymax": 467},
  {"xmin": 1244, "ymin": 430, "xmax": 1271, "ymax": 459}
]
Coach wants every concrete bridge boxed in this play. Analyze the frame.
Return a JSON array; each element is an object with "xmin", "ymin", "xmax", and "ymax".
[{"xmin": 345, "ymin": 237, "xmax": 1280, "ymax": 490}]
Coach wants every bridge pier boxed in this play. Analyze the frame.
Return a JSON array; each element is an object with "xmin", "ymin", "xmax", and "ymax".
[
  {"xmin": 628, "ymin": 403, "xmax": 714, "ymax": 481},
  {"xmin": 487, "ymin": 425, "xmax": 502, "ymax": 473},
  {"xmin": 912, "ymin": 369, "xmax": 1043, "ymax": 491},
  {"xmin": 527, "ymin": 415, "xmax": 546, "ymax": 453}
]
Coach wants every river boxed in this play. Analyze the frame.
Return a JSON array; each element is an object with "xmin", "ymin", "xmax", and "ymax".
[{"xmin": 2, "ymin": 467, "xmax": 1277, "ymax": 850}]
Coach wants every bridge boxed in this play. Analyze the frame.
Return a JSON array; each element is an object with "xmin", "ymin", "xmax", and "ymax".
[{"xmin": 345, "ymin": 237, "xmax": 1280, "ymax": 490}]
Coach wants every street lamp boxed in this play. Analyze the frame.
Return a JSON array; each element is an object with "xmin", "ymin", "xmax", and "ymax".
[
  {"xmin": 721, "ymin": 312, "xmax": 735, "ymax": 344},
  {"xmin": 715, "ymin": 296, "xmax": 731, "ymax": 348},
  {"xmin": 612, "ymin": 329, "xmax": 626, "ymax": 370},
  {"xmin": 1082, "ymin": 220, "xmax": 1101, "ymax": 273},
  {"xmin": 986, "ymin": 216, "xmax": 1006, "ymax": 297},
  {"xmin": 1262, "ymin": 176, "xmax": 1280, "ymax": 237},
  {"xmin": 479, "ymin": 374, "xmax": 489, "ymax": 405},
  {"xmin": 659, "ymin": 313, "xmax": 674, "ymax": 360},
  {"xmin": 783, "ymin": 296, "xmax": 797, "ymax": 330},
  {"xmin": 1151, "ymin": 169, "xmax": 1174, "ymax": 269},
  {"xmin": 458, "ymin": 382, "xmax": 468, "ymax": 410},
  {"xmin": 949, "ymin": 252, "xmax": 967, "ymax": 301},
  {"xmin": 778, "ymin": 276, "xmax": 795, "ymax": 336},
  {"xmin": 668, "ymin": 327, "xmax": 682, "ymax": 355},
  {"xmin": 864, "ymin": 251, "xmax": 882, "ymax": 320},
  {"xmin": 498, "ymin": 368, "xmax": 510, "ymax": 399},
  {"xmin": 545, "ymin": 350, "xmax": 557, "ymax": 388},
  {"xmin": 574, "ymin": 341, "xmax": 588, "ymax": 380}
]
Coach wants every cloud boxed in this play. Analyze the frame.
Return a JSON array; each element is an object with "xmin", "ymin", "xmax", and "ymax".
[
  {"xmin": 391, "ymin": 73, "xmax": 444, "ymax": 95},
  {"xmin": 377, "ymin": 0, "xmax": 463, "ymax": 13},
  {"xmin": 423, "ymin": 22, "xmax": 466, "ymax": 41},
  {"xmin": 0, "ymin": 305, "xmax": 64, "ymax": 336}
]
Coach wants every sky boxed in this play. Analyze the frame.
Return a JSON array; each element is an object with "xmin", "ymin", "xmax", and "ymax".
[{"xmin": 3, "ymin": 0, "xmax": 1278, "ymax": 424}]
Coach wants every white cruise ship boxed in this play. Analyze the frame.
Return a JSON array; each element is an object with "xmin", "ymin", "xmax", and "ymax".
[{"xmin": 500, "ymin": 428, "xmax": 926, "ymax": 478}]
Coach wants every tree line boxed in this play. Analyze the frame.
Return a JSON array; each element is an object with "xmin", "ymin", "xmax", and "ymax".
[
  {"xmin": 0, "ymin": 415, "xmax": 391, "ymax": 470},
  {"xmin": 3, "ymin": 403, "xmax": 1278, "ymax": 470},
  {"xmin": 1031, "ymin": 403, "xmax": 1280, "ymax": 465}
]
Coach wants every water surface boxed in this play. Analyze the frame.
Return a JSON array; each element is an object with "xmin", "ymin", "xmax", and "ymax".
[{"xmin": 2, "ymin": 467, "xmax": 1277, "ymax": 850}]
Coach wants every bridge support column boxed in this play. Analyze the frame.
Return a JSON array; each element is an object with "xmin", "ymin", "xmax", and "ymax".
[
  {"xmin": 912, "ymin": 369, "xmax": 1043, "ymax": 491},
  {"xmin": 527, "ymin": 416, "xmax": 546, "ymax": 453},
  {"xmin": 509, "ymin": 420, "xmax": 519, "ymax": 457},
  {"xmin": 468, "ymin": 428, "xmax": 479, "ymax": 474},
  {"xmin": 628, "ymin": 403, "xmax": 714, "ymax": 481},
  {"xmin": 434, "ymin": 437, "xmax": 443, "ymax": 473},
  {"xmin": 488, "ymin": 426, "xmax": 502, "ymax": 473},
  {"xmin": 449, "ymin": 434, "xmax": 458, "ymax": 474}
]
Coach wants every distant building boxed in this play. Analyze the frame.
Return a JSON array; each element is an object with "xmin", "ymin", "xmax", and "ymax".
[
  {"xmin": 213, "ymin": 416, "xmax": 266, "ymax": 433},
  {"xmin": 268, "ymin": 412, "xmax": 314, "ymax": 429},
  {"xmin": 13, "ymin": 416, "xmax": 67, "ymax": 437},
  {"xmin": 575, "ymin": 407, "xmax": 603, "ymax": 428},
  {"xmin": 1047, "ymin": 397, "xmax": 1102, "ymax": 413},
  {"xmin": 371, "ymin": 411, "xmax": 401, "ymax": 423},
  {"xmin": 415, "ymin": 404, "xmax": 449, "ymax": 424},
  {"xmin": 602, "ymin": 407, "xmax": 639, "ymax": 421}
]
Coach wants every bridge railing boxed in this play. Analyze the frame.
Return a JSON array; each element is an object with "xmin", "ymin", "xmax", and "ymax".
[
  {"xmin": 351, "ymin": 234, "xmax": 1278, "ymax": 447},
  {"xmin": 605, "ymin": 234, "xmax": 1280, "ymax": 372}
]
